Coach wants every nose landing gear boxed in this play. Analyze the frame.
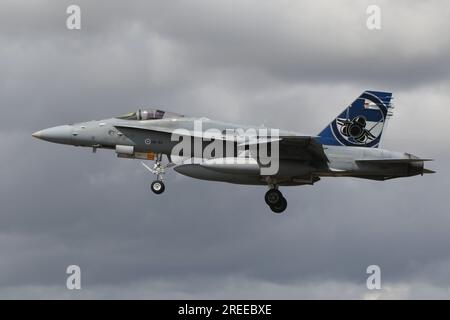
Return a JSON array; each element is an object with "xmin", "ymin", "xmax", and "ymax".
[
  {"xmin": 265, "ymin": 188, "xmax": 287, "ymax": 214},
  {"xmin": 141, "ymin": 154, "xmax": 174, "ymax": 195},
  {"xmin": 150, "ymin": 180, "xmax": 165, "ymax": 194}
]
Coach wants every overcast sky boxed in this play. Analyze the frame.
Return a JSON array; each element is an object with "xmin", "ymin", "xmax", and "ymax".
[{"xmin": 0, "ymin": 0, "xmax": 449, "ymax": 299}]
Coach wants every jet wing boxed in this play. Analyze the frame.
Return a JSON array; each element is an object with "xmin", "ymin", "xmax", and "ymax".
[{"xmin": 115, "ymin": 124, "xmax": 328, "ymax": 164}]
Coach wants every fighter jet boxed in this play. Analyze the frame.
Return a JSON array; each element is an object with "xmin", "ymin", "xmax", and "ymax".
[{"xmin": 32, "ymin": 90, "xmax": 434, "ymax": 213}]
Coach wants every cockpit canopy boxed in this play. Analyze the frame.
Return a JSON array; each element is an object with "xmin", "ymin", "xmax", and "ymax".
[{"xmin": 116, "ymin": 109, "xmax": 184, "ymax": 121}]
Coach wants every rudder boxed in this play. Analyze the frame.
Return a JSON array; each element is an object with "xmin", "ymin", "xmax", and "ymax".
[{"xmin": 318, "ymin": 90, "xmax": 393, "ymax": 148}]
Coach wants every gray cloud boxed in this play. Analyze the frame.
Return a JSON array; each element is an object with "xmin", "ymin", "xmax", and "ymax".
[{"xmin": 0, "ymin": 0, "xmax": 449, "ymax": 299}]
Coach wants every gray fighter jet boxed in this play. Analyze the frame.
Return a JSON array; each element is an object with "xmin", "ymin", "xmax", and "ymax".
[{"xmin": 32, "ymin": 90, "xmax": 434, "ymax": 213}]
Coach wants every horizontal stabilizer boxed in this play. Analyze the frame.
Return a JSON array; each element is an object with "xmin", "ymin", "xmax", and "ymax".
[
  {"xmin": 422, "ymin": 168, "xmax": 436, "ymax": 174},
  {"xmin": 356, "ymin": 159, "xmax": 433, "ymax": 164}
]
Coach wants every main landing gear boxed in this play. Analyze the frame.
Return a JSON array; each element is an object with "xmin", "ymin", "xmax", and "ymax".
[
  {"xmin": 265, "ymin": 188, "xmax": 287, "ymax": 214},
  {"xmin": 141, "ymin": 154, "xmax": 174, "ymax": 195}
]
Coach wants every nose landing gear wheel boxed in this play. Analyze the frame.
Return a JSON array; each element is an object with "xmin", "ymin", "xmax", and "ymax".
[
  {"xmin": 141, "ymin": 154, "xmax": 174, "ymax": 195},
  {"xmin": 151, "ymin": 180, "xmax": 165, "ymax": 194}
]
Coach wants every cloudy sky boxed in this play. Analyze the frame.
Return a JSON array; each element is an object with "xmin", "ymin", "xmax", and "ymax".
[{"xmin": 0, "ymin": 0, "xmax": 449, "ymax": 299}]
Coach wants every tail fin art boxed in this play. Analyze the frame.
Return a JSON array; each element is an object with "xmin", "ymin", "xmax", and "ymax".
[{"xmin": 318, "ymin": 90, "xmax": 394, "ymax": 148}]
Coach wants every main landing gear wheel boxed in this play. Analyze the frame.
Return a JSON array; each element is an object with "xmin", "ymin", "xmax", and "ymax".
[
  {"xmin": 151, "ymin": 180, "xmax": 165, "ymax": 194},
  {"xmin": 265, "ymin": 188, "xmax": 287, "ymax": 214},
  {"xmin": 265, "ymin": 189, "xmax": 282, "ymax": 206},
  {"xmin": 270, "ymin": 197, "xmax": 287, "ymax": 214}
]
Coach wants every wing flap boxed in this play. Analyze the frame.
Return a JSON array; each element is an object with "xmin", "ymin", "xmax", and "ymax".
[{"xmin": 279, "ymin": 136, "xmax": 328, "ymax": 163}]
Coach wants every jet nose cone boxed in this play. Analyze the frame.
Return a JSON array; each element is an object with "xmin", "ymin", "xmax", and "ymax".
[
  {"xmin": 32, "ymin": 125, "xmax": 73, "ymax": 144},
  {"xmin": 32, "ymin": 131, "xmax": 42, "ymax": 138}
]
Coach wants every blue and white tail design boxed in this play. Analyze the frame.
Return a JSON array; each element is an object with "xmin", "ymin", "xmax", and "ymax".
[{"xmin": 318, "ymin": 90, "xmax": 393, "ymax": 148}]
